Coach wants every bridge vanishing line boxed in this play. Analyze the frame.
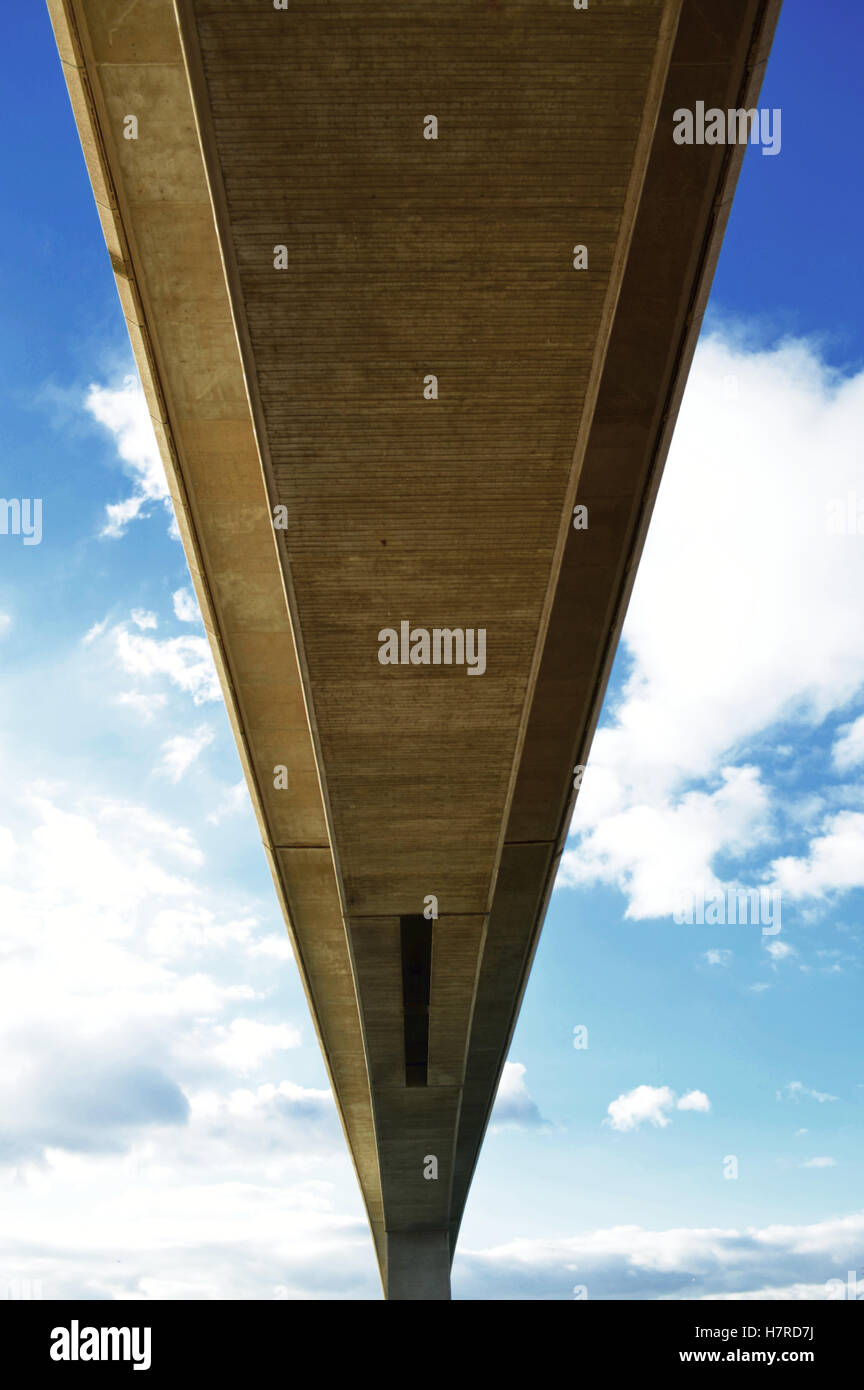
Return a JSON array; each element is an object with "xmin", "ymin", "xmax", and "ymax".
[{"xmin": 48, "ymin": 0, "xmax": 782, "ymax": 1299}]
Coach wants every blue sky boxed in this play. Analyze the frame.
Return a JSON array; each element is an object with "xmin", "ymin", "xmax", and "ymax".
[{"xmin": 1, "ymin": 1, "xmax": 863, "ymax": 1301}]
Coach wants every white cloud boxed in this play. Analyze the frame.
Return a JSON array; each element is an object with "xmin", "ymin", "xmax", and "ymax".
[
  {"xmin": 833, "ymin": 715, "xmax": 864, "ymax": 771},
  {"xmin": 157, "ymin": 727, "xmax": 214, "ymax": 783},
  {"xmin": 0, "ymin": 786, "xmax": 298, "ymax": 1171},
  {"xmin": 0, "ymin": 1072, "xmax": 371, "ymax": 1299},
  {"xmin": 765, "ymin": 939, "xmax": 796, "ymax": 962},
  {"xmin": 84, "ymin": 613, "xmax": 220, "ymax": 707},
  {"xmin": 83, "ymin": 619, "xmax": 108, "ymax": 645},
  {"xmin": 0, "ymin": 826, "xmax": 17, "ymax": 876},
  {"xmin": 677, "ymin": 1090, "xmax": 711, "ymax": 1113},
  {"xmin": 560, "ymin": 333, "xmax": 864, "ymax": 916},
  {"xmin": 607, "ymin": 1084, "xmax": 710, "ymax": 1131},
  {"xmin": 130, "ymin": 609, "xmax": 158, "ymax": 631},
  {"xmin": 771, "ymin": 811, "xmax": 864, "ymax": 901},
  {"xmin": 704, "ymin": 949, "xmax": 732, "ymax": 966},
  {"xmin": 802, "ymin": 1157, "xmax": 836, "ymax": 1169},
  {"xmin": 606, "ymin": 1085, "xmax": 675, "ymax": 1131},
  {"xmin": 248, "ymin": 933, "xmax": 293, "ymax": 961},
  {"xmin": 85, "ymin": 375, "xmax": 172, "ymax": 537},
  {"xmin": 172, "ymin": 588, "xmax": 201, "ymax": 624},
  {"xmin": 457, "ymin": 1210, "xmax": 864, "ymax": 1300},
  {"xmin": 206, "ymin": 781, "xmax": 250, "ymax": 826},
  {"xmin": 210, "ymin": 1020, "xmax": 302, "ymax": 1074},
  {"xmin": 0, "ymin": 613, "xmax": 11, "ymax": 638},
  {"xmin": 491, "ymin": 1062, "xmax": 548, "ymax": 1131},
  {"xmin": 146, "ymin": 908, "xmax": 264, "ymax": 961},
  {"xmin": 560, "ymin": 765, "xmax": 771, "ymax": 920},
  {"xmin": 777, "ymin": 1082, "xmax": 838, "ymax": 1104},
  {"xmin": 115, "ymin": 691, "xmax": 168, "ymax": 722},
  {"xmin": 110, "ymin": 623, "xmax": 220, "ymax": 705}
]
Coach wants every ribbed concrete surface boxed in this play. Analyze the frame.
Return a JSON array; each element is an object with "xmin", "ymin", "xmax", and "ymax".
[{"xmin": 49, "ymin": 0, "xmax": 782, "ymax": 1296}]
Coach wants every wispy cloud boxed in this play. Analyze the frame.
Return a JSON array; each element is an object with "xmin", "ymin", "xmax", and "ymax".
[
  {"xmin": 156, "ymin": 727, "xmax": 214, "ymax": 783},
  {"xmin": 84, "ymin": 612, "xmax": 221, "ymax": 707},
  {"xmin": 765, "ymin": 939, "xmax": 797, "ymax": 964},
  {"xmin": 206, "ymin": 781, "xmax": 250, "ymax": 826},
  {"xmin": 115, "ymin": 691, "xmax": 168, "ymax": 722},
  {"xmin": 84, "ymin": 375, "xmax": 172, "ymax": 538},
  {"xmin": 777, "ymin": 1081, "xmax": 839, "ymax": 1104},
  {"xmin": 130, "ymin": 609, "xmax": 158, "ymax": 631}
]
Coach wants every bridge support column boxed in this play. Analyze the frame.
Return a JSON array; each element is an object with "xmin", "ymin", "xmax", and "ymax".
[{"xmin": 386, "ymin": 1231, "xmax": 451, "ymax": 1301}]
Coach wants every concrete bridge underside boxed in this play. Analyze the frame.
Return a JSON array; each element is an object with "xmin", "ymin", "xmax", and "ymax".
[{"xmin": 49, "ymin": 0, "xmax": 781, "ymax": 1298}]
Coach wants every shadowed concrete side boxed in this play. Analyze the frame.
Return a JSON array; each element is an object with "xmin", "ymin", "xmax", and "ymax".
[{"xmin": 387, "ymin": 1232, "xmax": 451, "ymax": 1302}]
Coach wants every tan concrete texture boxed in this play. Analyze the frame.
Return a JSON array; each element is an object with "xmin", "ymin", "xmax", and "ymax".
[{"xmin": 47, "ymin": 0, "xmax": 783, "ymax": 1298}]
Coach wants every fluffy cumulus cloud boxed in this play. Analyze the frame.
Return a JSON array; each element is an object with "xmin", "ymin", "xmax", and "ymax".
[
  {"xmin": 454, "ymin": 1211, "xmax": 864, "ymax": 1301},
  {"xmin": 676, "ymin": 1089, "xmax": 710, "ymax": 1113},
  {"xmin": 210, "ymin": 1020, "xmax": 302, "ymax": 1075},
  {"xmin": 173, "ymin": 588, "xmax": 201, "ymax": 624},
  {"xmin": 560, "ymin": 765, "xmax": 771, "ymax": 920},
  {"xmin": 0, "ymin": 779, "xmax": 379, "ymax": 1299},
  {"xmin": 770, "ymin": 812, "xmax": 864, "ymax": 901},
  {"xmin": 832, "ymin": 715, "xmax": 864, "ymax": 772},
  {"xmin": 0, "ymin": 785, "xmax": 305, "ymax": 1165},
  {"xmin": 490, "ymin": 1062, "xmax": 548, "ymax": 1132},
  {"xmin": 560, "ymin": 332, "xmax": 864, "ymax": 918},
  {"xmin": 606, "ymin": 1085, "xmax": 710, "ymax": 1132},
  {"xmin": 85, "ymin": 376, "xmax": 172, "ymax": 537}
]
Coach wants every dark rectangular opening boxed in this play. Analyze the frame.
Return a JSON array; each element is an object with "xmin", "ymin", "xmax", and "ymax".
[{"xmin": 400, "ymin": 915, "xmax": 432, "ymax": 1087}]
